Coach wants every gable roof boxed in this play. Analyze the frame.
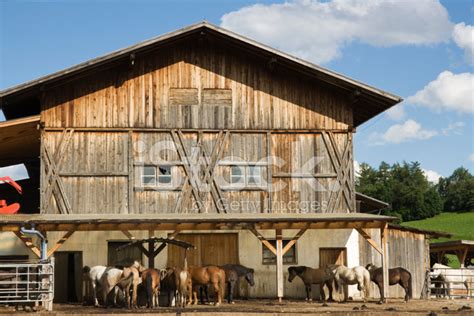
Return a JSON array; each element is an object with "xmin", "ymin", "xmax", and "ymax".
[{"xmin": 0, "ymin": 21, "xmax": 402, "ymax": 126}]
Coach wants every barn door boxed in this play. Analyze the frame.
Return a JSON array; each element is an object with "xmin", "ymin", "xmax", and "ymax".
[
  {"xmin": 319, "ymin": 248, "xmax": 347, "ymax": 300},
  {"xmin": 54, "ymin": 251, "xmax": 83, "ymax": 303},
  {"xmin": 167, "ymin": 233, "xmax": 238, "ymax": 267}
]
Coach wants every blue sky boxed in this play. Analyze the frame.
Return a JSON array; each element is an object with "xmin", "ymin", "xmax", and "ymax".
[{"xmin": 0, "ymin": 0, "xmax": 473, "ymax": 181}]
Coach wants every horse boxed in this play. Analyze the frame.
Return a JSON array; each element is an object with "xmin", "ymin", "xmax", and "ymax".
[
  {"xmin": 430, "ymin": 263, "xmax": 473, "ymax": 299},
  {"xmin": 288, "ymin": 266, "xmax": 334, "ymax": 302},
  {"xmin": 174, "ymin": 266, "xmax": 192, "ymax": 308},
  {"xmin": 201, "ymin": 264, "xmax": 255, "ymax": 304},
  {"xmin": 141, "ymin": 268, "xmax": 161, "ymax": 308},
  {"xmin": 325, "ymin": 264, "xmax": 371, "ymax": 302},
  {"xmin": 83, "ymin": 261, "xmax": 144, "ymax": 308},
  {"xmin": 221, "ymin": 264, "xmax": 255, "ymax": 304},
  {"xmin": 366, "ymin": 264, "xmax": 412, "ymax": 302},
  {"xmin": 188, "ymin": 266, "xmax": 225, "ymax": 306},
  {"xmin": 160, "ymin": 267, "xmax": 177, "ymax": 307}
]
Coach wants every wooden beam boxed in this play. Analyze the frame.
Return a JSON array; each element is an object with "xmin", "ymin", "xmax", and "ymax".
[
  {"xmin": 121, "ymin": 230, "xmax": 135, "ymax": 240},
  {"xmin": 380, "ymin": 223, "xmax": 389, "ymax": 302},
  {"xmin": 153, "ymin": 230, "xmax": 181, "ymax": 257},
  {"xmin": 248, "ymin": 227, "xmax": 276, "ymax": 255},
  {"xmin": 148, "ymin": 230, "xmax": 154, "ymax": 268},
  {"xmin": 47, "ymin": 229, "xmax": 75, "ymax": 258},
  {"xmin": 13, "ymin": 231, "xmax": 41, "ymax": 258},
  {"xmin": 356, "ymin": 228, "xmax": 383, "ymax": 255},
  {"xmin": 276, "ymin": 229, "xmax": 284, "ymax": 302},
  {"xmin": 282, "ymin": 227, "xmax": 307, "ymax": 256},
  {"xmin": 457, "ymin": 247, "xmax": 468, "ymax": 268}
]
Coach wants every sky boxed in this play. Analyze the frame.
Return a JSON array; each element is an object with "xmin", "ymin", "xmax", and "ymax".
[{"xmin": 0, "ymin": 0, "xmax": 473, "ymax": 182}]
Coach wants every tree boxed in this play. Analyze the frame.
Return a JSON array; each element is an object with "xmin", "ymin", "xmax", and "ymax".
[
  {"xmin": 438, "ymin": 167, "xmax": 474, "ymax": 212},
  {"xmin": 356, "ymin": 161, "xmax": 443, "ymax": 221}
]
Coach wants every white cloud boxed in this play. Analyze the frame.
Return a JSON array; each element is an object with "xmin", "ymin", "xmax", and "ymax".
[
  {"xmin": 453, "ymin": 22, "xmax": 474, "ymax": 64},
  {"xmin": 407, "ymin": 71, "xmax": 474, "ymax": 113},
  {"xmin": 442, "ymin": 121, "xmax": 465, "ymax": 135},
  {"xmin": 354, "ymin": 160, "xmax": 361, "ymax": 177},
  {"xmin": 0, "ymin": 164, "xmax": 29, "ymax": 181},
  {"xmin": 469, "ymin": 153, "xmax": 474, "ymax": 162},
  {"xmin": 369, "ymin": 119, "xmax": 437, "ymax": 145},
  {"xmin": 385, "ymin": 104, "xmax": 405, "ymax": 121},
  {"xmin": 221, "ymin": 0, "xmax": 452, "ymax": 64},
  {"xmin": 422, "ymin": 168, "xmax": 442, "ymax": 184}
]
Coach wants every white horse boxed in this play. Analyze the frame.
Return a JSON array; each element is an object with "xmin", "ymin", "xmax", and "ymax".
[
  {"xmin": 326, "ymin": 264, "xmax": 371, "ymax": 302},
  {"xmin": 83, "ymin": 261, "xmax": 144, "ymax": 308},
  {"xmin": 430, "ymin": 263, "xmax": 473, "ymax": 299}
]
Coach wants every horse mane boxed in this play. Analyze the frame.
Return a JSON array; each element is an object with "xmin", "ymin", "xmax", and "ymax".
[
  {"xmin": 222, "ymin": 264, "xmax": 254, "ymax": 275},
  {"xmin": 289, "ymin": 266, "xmax": 307, "ymax": 275}
]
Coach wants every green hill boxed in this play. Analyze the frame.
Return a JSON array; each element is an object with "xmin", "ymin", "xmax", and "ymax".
[
  {"xmin": 403, "ymin": 212, "xmax": 474, "ymax": 242},
  {"xmin": 403, "ymin": 212, "xmax": 474, "ymax": 267}
]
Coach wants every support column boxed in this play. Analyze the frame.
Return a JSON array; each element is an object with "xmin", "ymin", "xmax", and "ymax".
[
  {"xmin": 381, "ymin": 223, "xmax": 389, "ymax": 302},
  {"xmin": 148, "ymin": 230, "xmax": 155, "ymax": 268},
  {"xmin": 276, "ymin": 229, "xmax": 283, "ymax": 302}
]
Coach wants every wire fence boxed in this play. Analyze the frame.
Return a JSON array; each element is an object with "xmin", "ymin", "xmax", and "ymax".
[
  {"xmin": 0, "ymin": 259, "xmax": 54, "ymax": 310},
  {"xmin": 427, "ymin": 267, "xmax": 473, "ymax": 299}
]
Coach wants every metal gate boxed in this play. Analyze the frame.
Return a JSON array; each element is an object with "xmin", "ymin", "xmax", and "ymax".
[
  {"xmin": 428, "ymin": 266, "xmax": 473, "ymax": 299},
  {"xmin": 0, "ymin": 259, "xmax": 54, "ymax": 310}
]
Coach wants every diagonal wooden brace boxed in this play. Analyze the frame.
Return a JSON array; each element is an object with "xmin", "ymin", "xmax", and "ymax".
[
  {"xmin": 14, "ymin": 231, "xmax": 41, "ymax": 258},
  {"xmin": 47, "ymin": 229, "xmax": 75, "ymax": 258},
  {"xmin": 356, "ymin": 227, "xmax": 383, "ymax": 255},
  {"xmin": 249, "ymin": 227, "xmax": 277, "ymax": 255}
]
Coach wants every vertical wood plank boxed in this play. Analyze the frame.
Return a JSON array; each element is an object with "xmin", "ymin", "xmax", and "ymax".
[
  {"xmin": 276, "ymin": 228, "xmax": 283, "ymax": 302},
  {"xmin": 381, "ymin": 223, "xmax": 389, "ymax": 302}
]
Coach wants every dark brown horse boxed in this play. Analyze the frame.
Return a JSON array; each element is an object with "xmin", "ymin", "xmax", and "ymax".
[
  {"xmin": 366, "ymin": 264, "xmax": 412, "ymax": 302},
  {"xmin": 141, "ymin": 269, "xmax": 161, "ymax": 308},
  {"xmin": 188, "ymin": 266, "xmax": 225, "ymax": 306},
  {"xmin": 288, "ymin": 266, "xmax": 334, "ymax": 302}
]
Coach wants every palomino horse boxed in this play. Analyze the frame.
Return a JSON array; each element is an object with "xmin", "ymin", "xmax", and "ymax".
[
  {"xmin": 83, "ymin": 261, "xmax": 144, "ymax": 308},
  {"xmin": 189, "ymin": 266, "xmax": 225, "ymax": 305},
  {"xmin": 288, "ymin": 266, "xmax": 334, "ymax": 302},
  {"xmin": 326, "ymin": 264, "xmax": 371, "ymax": 302},
  {"xmin": 430, "ymin": 263, "xmax": 473, "ymax": 299},
  {"xmin": 141, "ymin": 269, "xmax": 162, "ymax": 308},
  {"xmin": 174, "ymin": 266, "xmax": 192, "ymax": 307},
  {"xmin": 366, "ymin": 264, "xmax": 412, "ymax": 302}
]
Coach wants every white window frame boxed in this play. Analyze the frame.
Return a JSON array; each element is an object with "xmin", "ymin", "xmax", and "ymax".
[
  {"xmin": 229, "ymin": 165, "xmax": 262, "ymax": 187},
  {"xmin": 142, "ymin": 166, "xmax": 156, "ymax": 186}
]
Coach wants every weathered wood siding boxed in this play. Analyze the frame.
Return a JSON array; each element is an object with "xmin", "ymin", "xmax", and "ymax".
[
  {"xmin": 41, "ymin": 40, "xmax": 353, "ymax": 130},
  {"xmin": 39, "ymin": 39, "xmax": 355, "ymax": 215},
  {"xmin": 359, "ymin": 228, "xmax": 429, "ymax": 299}
]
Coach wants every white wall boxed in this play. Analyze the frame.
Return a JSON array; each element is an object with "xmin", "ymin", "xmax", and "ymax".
[{"xmin": 2, "ymin": 228, "xmax": 363, "ymax": 299}]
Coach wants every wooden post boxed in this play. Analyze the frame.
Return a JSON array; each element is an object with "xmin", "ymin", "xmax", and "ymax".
[
  {"xmin": 381, "ymin": 223, "xmax": 389, "ymax": 302},
  {"xmin": 148, "ymin": 230, "xmax": 154, "ymax": 268},
  {"xmin": 276, "ymin": 229, "xmax": 283, "ymax": 302}
]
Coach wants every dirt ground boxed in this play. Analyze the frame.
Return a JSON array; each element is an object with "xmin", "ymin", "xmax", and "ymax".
[{"xmin": 1, "ymin": 299, "xmax": 473, "ymax": 315}]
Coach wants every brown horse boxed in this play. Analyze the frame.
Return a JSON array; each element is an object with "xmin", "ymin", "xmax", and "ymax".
[
  {"xmin": 141, "ymin": 269, "xmax": 161, "ymax": 308},
  {"xmin": 188, "ymin": 266, "xmax": 225, "ymax": 306},
  {"xmin": 288, "ymin": 266, "xmax": 334, "ymax": 302},
  {"xmin": 366, "ymin": 264, "xmax": 412, "ymax": 303}
]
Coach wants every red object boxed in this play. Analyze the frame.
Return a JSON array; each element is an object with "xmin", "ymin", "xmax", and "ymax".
[{"xmin": 0, "ymin": 176, "xmax": 22, "ymax": 215}]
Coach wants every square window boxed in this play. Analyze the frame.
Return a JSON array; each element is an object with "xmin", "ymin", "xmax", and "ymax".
[
  {"xmin": 158, "ymin": 166, "xmax": 172, "ymax": 185},
  {"xmin": 248, "ymin": 165, "xmax": 261, "ymax": 185},
  {"xmin": 142, "ymin": 166, "xmax": 156, "ymax": 186},
  {"xmin": 262, "ymin": 240, "xmax": 297, "ymax": 265},
  {"xmin": 231, "ymin": 166, "xmax": 244, "ymax": 185}
]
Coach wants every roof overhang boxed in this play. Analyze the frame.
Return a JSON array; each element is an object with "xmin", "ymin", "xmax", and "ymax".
[
  {"xmin": 356, "ymin": 192, "xmax": 389, "ymax": 213},
  {"xmin": 0, "ymin": 115, "xmax": 40, "ymax": 168},
  {"xmin": 430, "ymin": 240, "xmax": 474, "ymax": 253},
  {"xmin": 0, "ymin": 22, "xmax": 402, "ymax": 126},
  {"xmin": 0, "ymin": 213, "xmax": 396, "ymax": 232},
  {"xmin": 389, "ymin": 224, "xmax": 451, "ymax": 239}
]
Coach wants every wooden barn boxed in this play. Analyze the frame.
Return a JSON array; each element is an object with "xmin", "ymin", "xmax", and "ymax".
[{"xmin": 0, "ymin": 22, "xmax": 441, "ymax": 304}]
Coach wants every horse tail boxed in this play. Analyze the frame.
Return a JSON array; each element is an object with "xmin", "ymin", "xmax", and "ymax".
[
  {"xmin": 364, "ymin": 271, "xmax": 371, "ymax": 299},
  {"xmin": 146, "ymin": 273, "xmax": 153, "ymax": 307},
  {"xmin": 407, "ymin": 271, "xmax": 413, "ymax": 299},
  {"xmin": 82, "ymin": 266, "xmax": 91, "ymax": 274},
  {"xmin": 219, "ymin": 270, "xmax": 226, "ymax": 301}
]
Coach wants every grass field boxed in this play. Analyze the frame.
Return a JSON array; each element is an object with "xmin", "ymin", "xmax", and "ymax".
[
  {"xmin": 403, "ymin": 212, "xmax": 474, "ymax": 267},
  {"xmin": 403, "ymin": 212, "xmax": 474, "ymax": 242}
]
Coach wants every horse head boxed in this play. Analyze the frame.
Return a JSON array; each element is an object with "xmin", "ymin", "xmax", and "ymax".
[
  {"xmin": 245, "ymin": 268, "xmax": 255, "ymax": 286},
  {"xmin": 131, "ymin": 260, "xmax": 146, "ymax": 273},
  {"xmin": 288, "ymin": 266, "xmax": 305, "ymax": 282},
  {"xmin": 365, "ymin": 263, "xmax": 377, "ymax": 273}
]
